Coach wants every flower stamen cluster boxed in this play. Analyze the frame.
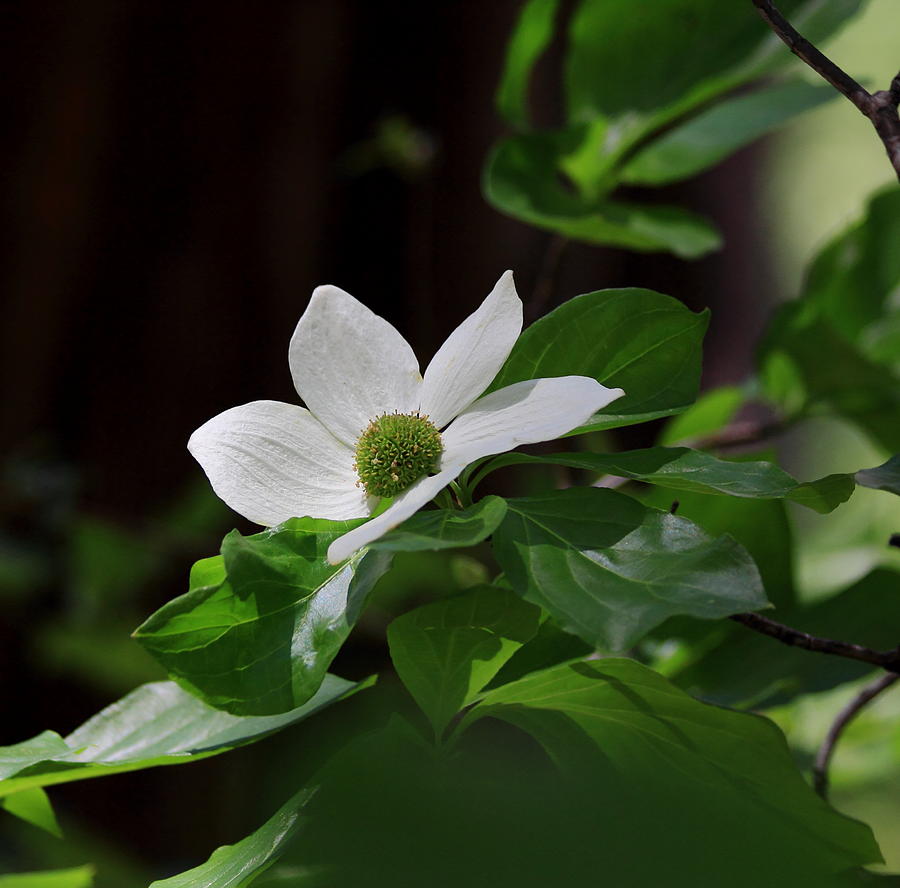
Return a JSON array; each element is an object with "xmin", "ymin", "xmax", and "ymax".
[{"xmin": 354, "ymin": 412, "xmax": 442, "ymax": 497}]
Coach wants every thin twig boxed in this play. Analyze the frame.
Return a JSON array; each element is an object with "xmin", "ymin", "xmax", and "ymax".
[
  {"xmin": 752, "ymin": 0, "xmax": 900, "ymax": 181},
  {"xmin": 693, "ymin": 418, "xmax": 786, "ymax": 453},
  {"xmin": 730, "ymin": 612, "xmax": 900, "ymax": 674},
  {"xmin": 812, "ymin": 672, "xmax": 899, "ymax": 798}
]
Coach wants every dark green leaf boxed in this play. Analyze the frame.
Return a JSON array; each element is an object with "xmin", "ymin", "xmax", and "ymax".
[
  {"xmin": 372, "ymin": 497, "xmax": 506, "ymax": 552},
  {"xmin": 495, "ymin": 0, "xmax": 559, "ymax": 128},
  {"xmin": 669, "ymin": 568, "xmax": 900, "ymax": 709},
  {"xmin": 489, "ymin": 288, "xmax": 709, "ymax": 431},
  {"xmin": 1, "ymin": 787, "xmax": 61, "ymax": 838},
  {"xmin": 149, "ymin": 788, "xmax": 315, "ymax": 888},
  {"xmin": 480, "ymin": 446, "xmax": 854, "ymax": 513},
  {"xmin": 0, "ymin": 675, "xmax": 364, "ymax": 797},
  {"xmin": 484, "ymin": 132, "xmax": 722, "ymax": 256},
  {"xmin": 492, "ymin": 487, "xmax": 768, "ymax": 651},
  {"xmin": 620, "ymin": 79, "xmax": 834, "ymax": 186},
  {"xmin": 0, "ymin": 867, "xmax": 94, "ymax": 888},
  {"xmin": 760, "ymin": 303, "xmax": 900, "ymax": 451},
  {"xmin": 465, "ymin": 659, "xmax": 880, "ymax": 879},
  {"xmin": 856, "ymin": 455, "xmax": 900, "ymax": 496},
  {"xmin": 134, "ymin": 518, "xmax": 392, "ymax": 715},
  {"xmin": 387, "ymin": 585, "xmax": 541, "ymax": 736}
]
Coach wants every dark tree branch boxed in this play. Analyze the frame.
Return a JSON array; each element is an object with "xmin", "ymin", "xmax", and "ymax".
[
  {"xmin": 812, "ymin": 672, "xmax": 900, "ymax": 798},
  {"xmin": 730, "ymin": 612, "xmax": 900, "ymax": 674},
  {"xmin": 752, "ymin": 0, "xmax": 900, "ymax": 182}
]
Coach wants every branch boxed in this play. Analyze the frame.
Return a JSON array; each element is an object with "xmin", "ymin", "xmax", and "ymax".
[
  {"xmin": 730, "ymin": 612, "xmax": 900, "ymax": 674},
  {"xmin": 812, "ymin": 672, "xmax": 900, "ymax": 798},
  {"xmin": 752, "ymin": 0, "xmax": 900, "ymax": 182}
]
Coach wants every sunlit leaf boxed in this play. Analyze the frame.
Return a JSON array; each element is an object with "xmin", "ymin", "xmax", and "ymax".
[
  {"xmin": 489, "ymin": 288, "xmax": 708, "ymax": 431},
  {"xmin": 0, "ymin": 675, "xmax": 365, "ymax": 797},
  {"xmin": 1, "ymin": 787, "xmax": 61, "ymax": 837},
  {"xmin": 0, "ymin": 867, "xmax": 94, "ymax": 888},
  {"xmin": 149, "ymin": 788, "xmax": 315, "ymax": 888},
  {"xmin": 134, "ymin": 518, "xmax": 392, "ymax": 715}
]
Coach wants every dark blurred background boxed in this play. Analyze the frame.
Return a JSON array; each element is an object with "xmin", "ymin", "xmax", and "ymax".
[{"xmin": 0, "ymin": 1, "xmax": 788, "ymax": 881}]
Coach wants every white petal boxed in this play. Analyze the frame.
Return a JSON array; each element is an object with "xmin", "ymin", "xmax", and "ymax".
[
  {"xmin": 288, "ymin": 285, "xmax": 422, "ymax": 448},
  {"xmin": 442, "ymin": 377, "xmax": 625, "ymax": 465},
  {"xmin": 188, "ymin": 400, "xmax": 369, "ymax": 526},
  {"xmin": 326, "ymin": 463, "xmax": 464, "ymax": 564},
  {"xmin": 419, "ymin": 270, "xmax": 522, "ymax": 429}
]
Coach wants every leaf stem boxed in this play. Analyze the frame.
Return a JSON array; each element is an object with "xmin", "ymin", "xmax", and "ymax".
[
  {"xmin": 812, "ymin": 672, "xmax": 900, "ymax": 798},
  {"xmin": 751, "ymin": 0, "xmax": 900, "ymax": 182}
]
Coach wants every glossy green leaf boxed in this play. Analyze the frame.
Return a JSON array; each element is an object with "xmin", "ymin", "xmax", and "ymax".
[
  {"xmin": 856, "ymin": 454, "xmax": 900, "ymax": 496},
  {"xmin": 150, "ymin": 788, "xmax": 315, "ymax": 888},
  {"xmin": 495, "ymin": 0, "xmax": 559, "ymax": 128},
  {"xmin": 620, "ymin": 79, "xmax": 833, "ymax": 186},
  {"xmin": 465, "ymin": 659, "xmax": 881, "ymax": 880},
  {"xmin": 492, "ymin": 487, "xmax": 768, "ymax": 651},
  {"xmin": 387, "ymin": 585, "xmax": 541, "ymax": 736},
  {"xmin": 658, "ymin": 385, "xmax": 745, "ymax": 445},
  {"xmin": 0, "ymin": 675, "xmax": 364, "ymax": 797},
  {"xmin": 134, "ymin": 518, "xmax": 392, "ymax": 715},
  {"xmin": 484, "ymin": 132, "xmax": 722, "ymax": 256},
  {"xmin": 668, "ymin": 569, "xmax": 900, "ymax": 709},
  {"xmin": 0, "ymin": 867, "xmax": 94, "ymax": 888},
  {"xmin": 640, "ymin": 485, "xmax": 796, "ymax": 611},
  {"xmin": 479, "ymin": 446, "xmax": 854, "ymax": 513},
  {"xmin": 372, "ymin": 497, "xmax": 506, "ymax": 552},
  {"xmin": 1, "ymin": 787, "xmax": 61, "ymax": 837},
  {"xmin": 489, "ymin": 288, "xmax": 708, "ymax": 431}
]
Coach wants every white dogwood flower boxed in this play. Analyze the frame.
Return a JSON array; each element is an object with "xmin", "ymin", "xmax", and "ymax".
[{"xmin": 188, "ymin": 271, "xmax": 624, "ymax": 564}]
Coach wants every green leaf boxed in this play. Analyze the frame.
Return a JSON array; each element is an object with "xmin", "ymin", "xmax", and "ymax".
[
  {"xmin": 149, "ymin": 788, "xmax": 315, "ymax": 888},
  {"xmin": 465, "ymin": 659, "xmax": 881, "ymax": 878},
  {"xmin": 803, "ymin": 188, "xmax": 900, "ymax": 343},
  {"xmin": 1, "ymin": 787, "xmax": 62, "ymax": 837},
  {"xmin": 387, "ymin": 585, "xmax": 541, "ymax": 736},
  {"xmin": 620, "ymin": 79, "xmax": 834, "ymax": 186},
  {"xmin": 483, "ymin": 132, "xmax": 722, "ymax": 257},
  {"xmin": 639, "ymin": 485, "xmax": 796, "ymax": 611},
  {"xmin": 0, "ymin": 867, "xmax": 94, "ymax": 888},
  {"xmin": 565, "ymin": 0, "xmax": 860, "ymax": 134},
  {"xmin": 658, "ymin": 385, "xmax": 745, "ymax": 445},
  {"xmin": 491, "ymin": 487, "xmax": 768, "ymax": 651},
  {"xmin": 479, "ymin": 447, "xmax": 854, "ymax": 513},
  {"xmin": 372, "ymin": 497, "xmax": 506, "ymax": 551},
  {"xmin": 760, "ymin": 303, "xmax": 900, "ymax": 451},
  {"xmin": 489, "ymin": 288, "xmax": 709, "ymax": 431},
  {"xmin": 134, "ymin": 518, "xmax": 392, "ymax": 715},
  {"xmin": 856, "ymin": 454, "xmax": 900, "ymax": 496},
  {"xmin": 668, "ymin": 568, "xmax": 900, "ymax": 709},
  {"xmin": 0, "ymin": 675, "xmax": 365, "ymax": 797},
  {"xmin": 495, "ymin": 0, "xmax": 559, "ymax": 128}
]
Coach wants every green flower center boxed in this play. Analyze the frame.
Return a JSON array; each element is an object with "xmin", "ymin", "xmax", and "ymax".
[{"xmin": 354, "ymin": 412, "xmax": 443, "ymax": 498}]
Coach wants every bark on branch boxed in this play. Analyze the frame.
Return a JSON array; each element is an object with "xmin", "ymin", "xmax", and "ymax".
[
  {"xmin": 730, "ymin": 612, "xmax": 900, "ymax": 674},
  {"xmin": 752, "ymin": 0, "xmax": 900, "ymax": 181},
  {"xmin": 812, "ymin": 672, "xmax": 899, "ymax": 798}
]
